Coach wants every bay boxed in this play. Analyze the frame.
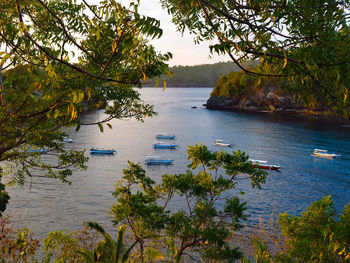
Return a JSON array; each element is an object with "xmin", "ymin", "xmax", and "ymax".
[{"xmin": 6, "ymin": 87, "xmax": 350, "ymax": 239}]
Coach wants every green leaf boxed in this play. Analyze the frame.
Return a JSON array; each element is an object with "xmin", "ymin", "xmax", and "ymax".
[
  {"xmin": 75, "ymin": 122, "xmax": 81, "ymax": 132},
  {"xmin": 98, "ymin": 123, "xmax": 104, "ymax": 133}
]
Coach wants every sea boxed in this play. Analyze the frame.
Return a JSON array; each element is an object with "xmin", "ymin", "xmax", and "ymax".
[{"xmin": 5, "ymin": 87, "xmax": 350, "ymax": 240}]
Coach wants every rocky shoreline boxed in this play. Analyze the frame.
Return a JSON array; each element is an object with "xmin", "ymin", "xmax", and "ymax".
[{"xmin": 203, "ymin": 93, "xmax": 344, "ymax": 119}]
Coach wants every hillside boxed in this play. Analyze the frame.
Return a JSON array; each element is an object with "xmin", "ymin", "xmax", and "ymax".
[
  {"xmin": 205, "ymin": 69, "xmax": 348, "ymax": 118},
  {"xmin": 143, "ymin": 61, "xmax": 250, "ymax": 87}
]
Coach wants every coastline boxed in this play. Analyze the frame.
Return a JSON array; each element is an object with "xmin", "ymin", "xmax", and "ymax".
[{"xmin": 204, "ymin": 95, "xmax": 350, "ymax": 122}]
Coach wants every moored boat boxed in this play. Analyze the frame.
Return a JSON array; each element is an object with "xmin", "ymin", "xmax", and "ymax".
[
  {"xmin": 249, "ymin": 159, "xmax": 281, "ymax": 170},
  {"xmin": 156, "ymin": 133, "xmax": 176, "ymax": 140},
  {"xmin": 153, "ymin": 142, "xmax": 178, "ymax": 149},
  {"xmin": 145, "ymin": 156, "xmax": 174, "ymax": 165},
  {"xmin": 90, "ymin": 148, "xmax": 116, "ymax": 154},
  {"xmin": 312, "ymin": 149, "xmax": 341, "ymax": 158},
  {"xmin": 29, "ymin": 148, "xmax": 47, "ymax": 154},
  {"xmin": 214, "ymin": 139, "xmax": 232, "ymax": 147},
  {"xmin": 63, "ymin": 138, "xmax": 73, "ymax": 143}
]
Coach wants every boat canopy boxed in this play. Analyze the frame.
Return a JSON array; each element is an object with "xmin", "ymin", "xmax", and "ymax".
[
  {"xmin": 314, "ymin": 149, "xmax": 328, "ymax": 153},
  {"xmin": 249, "ymin": 159, "xmax": 268, "ymax": 164}
]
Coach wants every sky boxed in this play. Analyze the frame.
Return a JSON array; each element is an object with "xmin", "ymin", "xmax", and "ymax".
[{"xmin": 92, "ymin": 0, "xmax": 231, "ymax": 66}]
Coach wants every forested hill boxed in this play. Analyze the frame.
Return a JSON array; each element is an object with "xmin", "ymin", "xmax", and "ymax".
[{"xmin": 143, "ymin": 61, "xmax": 250, "ymax": 87}]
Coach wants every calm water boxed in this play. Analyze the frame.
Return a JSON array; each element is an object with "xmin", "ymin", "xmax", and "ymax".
[{"xmin": 5, "ymin": 87, "xmax": 350, "ymax": 239}]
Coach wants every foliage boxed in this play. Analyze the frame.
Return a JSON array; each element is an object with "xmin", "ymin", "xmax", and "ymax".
[
  {"xmin": 211, "ymin": 62, "xmax": 332, "ymax": 111},
  {"xmin": 79, "ymin": 222, "xmax": 137, "ymax": 263},
  {"xmin": 0, "ymin": 216, "xmax": 39, "ymax": 263},
  {"xmin": 0, "ymin": 171, "xmax": 10, "ymax": 216},
  {"xmin": 0, "ymin": 0, "xmax": 171, "ymax": 214},
  {"xmin": 212, "ymin": 71, "xmax": 259, "ymax": 98},
  {"xmin": 161, "ymin": 0, "xmax": 350, "ymax": 112},
  {"xmin": 246, "ymin": 196, "xmax": 350, "ymax": 262},
  {"xmin": 111, "ymin": 144, "xmax": 267, "ymax": 262}
]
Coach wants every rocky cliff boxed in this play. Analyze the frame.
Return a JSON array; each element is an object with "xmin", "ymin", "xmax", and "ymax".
[{"xmin": 204, "ymin": 88, "xmax": 329, "ymax": 116}]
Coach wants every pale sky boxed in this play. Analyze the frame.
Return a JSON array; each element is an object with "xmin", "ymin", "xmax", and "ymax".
[
  {"xmin": 92, "ymin": 0, "xmax": 231, "ymax": 66},
  {"xmin": 135, "ymin": 0, "xmax": 230, "ymax": 66}
]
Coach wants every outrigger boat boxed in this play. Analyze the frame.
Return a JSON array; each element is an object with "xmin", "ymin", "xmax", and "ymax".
[
  {"xmin": 153, "ymin": 142, "xmax": 178, "ymax": 149},
  {"xmin": 29, "ymin": 148, "xmax": 47, "ymax": 154},
  {"xmin": 156, "ymin": 133, "xmax": 176, "ymax": 140},
  {"xmin": 249, "ymin": 159, "xmax": 281, "ymax": 170},
  {"xmin": 63, "ymin": 138, "xmax": 73, "ymax": 143},
  {"xmin": 312, "ymin": 149, "xmax": 341, "ymax": 158},
  {"xmin": 214, "ymin": 139, "xmax": 232, "ymax": 147},
  {"xmin": 90, "ymin": 147, "xmax": 116, "ymax": 154},
  {"xmin": 145, "ymin": 156, "xmax": 174, "ymax": 165}
]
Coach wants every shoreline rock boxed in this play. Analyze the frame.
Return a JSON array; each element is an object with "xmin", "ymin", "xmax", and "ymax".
[{"xmin": 204, "ymin": 95, "xmax": 347, "ymax": 120}]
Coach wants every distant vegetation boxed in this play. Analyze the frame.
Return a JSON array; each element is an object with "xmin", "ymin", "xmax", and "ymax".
[
  {"xmin": 143, "ymin": 61, "xmax": 254, "ymax": 87},
  {"xmin": 211, "ymin": 63, "xmax": 334, "ymax": 113}
]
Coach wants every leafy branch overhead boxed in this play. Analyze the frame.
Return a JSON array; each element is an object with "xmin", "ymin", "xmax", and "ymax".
[
  {"xmin": 0, "ymin": 0, "xmax": 171, "ymax": 213},
  {"xmin": 161, "ymin": 0, "xmax": 350, "ymax": 111}
]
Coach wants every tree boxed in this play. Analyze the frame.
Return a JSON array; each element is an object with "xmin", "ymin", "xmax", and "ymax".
[
  {"xmin": 111, "ymin": 144, "xmax": 267, "ymax": 262},
  {"xmin": 0, "ymin": 0, "xmax": 171, "ymax": 214},
  {"xmin": 161, "ymin": 0, "xmax": 350, "ymax": 112},
  {"xmin": 249, "ymin": 196, "xmax": 350, "ymax": 262}
]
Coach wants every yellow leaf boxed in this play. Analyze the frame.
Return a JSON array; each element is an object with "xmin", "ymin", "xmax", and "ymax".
[
  {"xmin": 344, "ymin": 89, "xmax": 348, "ymax": 104},
  {"xmin": 339, "ymin": 247, "xmax": 346, "ymax": 255},
  {"xmin": 154, "ymin": 79, "xmax": 159, "ymax": 88},
  {"xmin": 0, "ymin": 54, "xmax": 11, "ymax": 67},
  {"xmin": 282, "ymin": 57, "xmax": 287, "ymax": 70},
  {"xmin": 87, "ymin": 90, "xmax": 92, "ymax": 101},
  {"xmin": 76, "ymin": 90, "xmax": 85, "ymax": 104}
]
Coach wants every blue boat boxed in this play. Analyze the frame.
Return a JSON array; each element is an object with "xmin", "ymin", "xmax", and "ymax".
[
  {"xmin": 63, "ymin": 138, "xmax": 73, "ymax": 143},
  {"xmin": 29, "ymin": 148, "xmax": 47, "ymax": 154},
  {"xmin": 156, "ymin": 133, "xmax": 176, "ymax": 140},
  {"xmin": 90, "ymin": 148, "xmax": 116, "ymax": 154},
  {"xmin": 145, "ymin": 156, "xmax": 174, "ymax": 165},
  {"xmin": 153, "ymin": 142, "xmax": 178, "ymax": 149}
]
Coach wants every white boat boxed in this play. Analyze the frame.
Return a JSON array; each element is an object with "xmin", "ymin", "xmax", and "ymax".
[
  {"xmin": 249, "ymin": 159, "xmax": 281, "ymax": 170},
  {"xmin": 145, "ymin": 156, "xmax": 174, "ymax": 165},
  {"xmin": 63, "ymin": 138, "xmax": 73, "ymax": 143},
  {"xmin": 156, "ymin": 133, "xmax": 176, "ymax": 140},
  {"xmin": 214, "ymin": 139, "xmax": 232, "ymax": 147},
  {"xmin": 312, "ymin": 149, "xmax": 341, "ymax": 158}
]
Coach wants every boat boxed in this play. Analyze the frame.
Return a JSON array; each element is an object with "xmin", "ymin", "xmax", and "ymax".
[
  {"xmin": 156, "ymin": 133, "xmax": 176, "ymax": 140},
  {"xmin": 90, "ymin": 147, "xmax": 116, "ymax": 154},
  {"xmin": 249, "ymin": 159, "xmax": 281, "ymax": 170},
  {"xmin": 145, "ymin": 156, "xmax": 174, "ymax": 165},
  {"xmin": 29, "ymin": 148, "xmax": 47, "ymax": 154},
  {"xmin": 312, "ymin": 149, "xmax": 341, "ymax": 158},
  {"xmin": 153, "ymin": 142, "xmax": 178, "ymax": 149},
  {"xmin": 63, "ymin": 138, "xmax": 73, "ymax": 143},
  {"xmin": 214, "ymin": 139, "xmax": 232, "ymax": 147}
]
